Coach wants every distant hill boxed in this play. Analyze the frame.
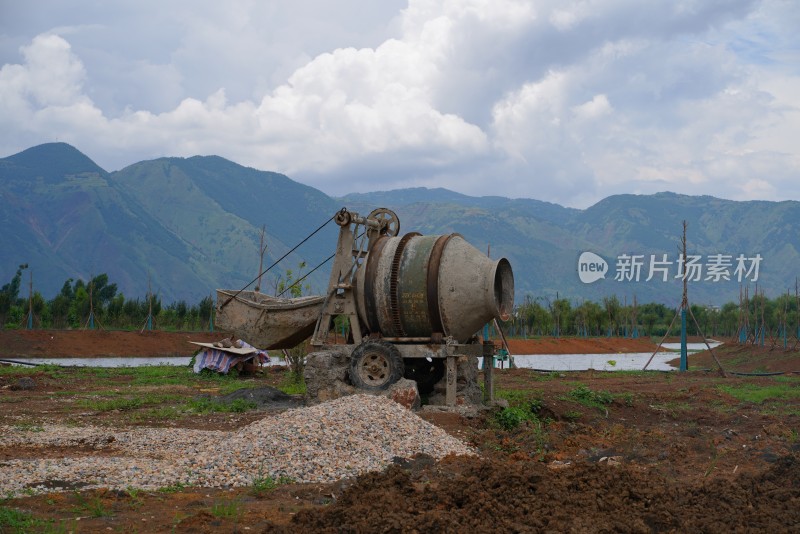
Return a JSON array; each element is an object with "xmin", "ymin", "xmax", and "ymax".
[
  {"xmin": 340, "ymin": 191, "xmax": 799, "ymax": 306},
  {"xmin": 2, "ymin": 143, "xmax": 798, "ymax": 306},
  {"xmin": 1, "ymin": 143, "xmax": 339, "ymax": 302}
]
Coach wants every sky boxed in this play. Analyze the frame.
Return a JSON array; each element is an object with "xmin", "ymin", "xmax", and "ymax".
[{"xmin": 1, "ymin": 0, "xmax": 798, "ymax": 208}]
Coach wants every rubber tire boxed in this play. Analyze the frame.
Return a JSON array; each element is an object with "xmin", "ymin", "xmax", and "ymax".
[
  {"xmin": 349, "ymin": 340, "xmax": 405, "ymax": 391},
  {"xmin": 403, "ymin": 358, "xmax": 445, "ymax": 395}
]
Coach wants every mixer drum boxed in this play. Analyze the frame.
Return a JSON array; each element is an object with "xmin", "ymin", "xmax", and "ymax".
[{"xmin": 354, "ymin": 233, "xmax": 514, "ymax": 343}]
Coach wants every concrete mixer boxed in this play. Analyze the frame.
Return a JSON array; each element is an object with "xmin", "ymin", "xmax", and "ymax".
[{"xmin": 216, "ymin": 207, "xmax": 514, "ymax": 405}]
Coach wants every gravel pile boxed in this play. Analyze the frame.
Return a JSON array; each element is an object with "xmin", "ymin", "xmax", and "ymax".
[{"xmin": 0, "ymin": 394, "xmax": 474, "ymax": 496}]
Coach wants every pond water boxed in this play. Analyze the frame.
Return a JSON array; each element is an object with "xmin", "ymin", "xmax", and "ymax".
[
  {"xmin": 486, "ymin": 352, "xmax": 675, "ymax": 371},
  {"xmin": 4, "ymin": 342, "xmax": 722, "ymax": 371},
  {"xmin": 488, "ymin": 341, "xmax": 723, "ymax": 372}
]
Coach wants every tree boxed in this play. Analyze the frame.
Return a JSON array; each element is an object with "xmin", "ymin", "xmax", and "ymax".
[
  {"xmin": 603, "ymin": 296, "xmax": 622, "ymax": 336},
  {"xmin": 90, "ymin": 274, "xmax": 117, "ymax": 305},
  {"xmin": 72, "ymin": 285, "xmax": 90, "ymax": 328},
  {"xmin": 0, "ymin": 264, "xmax": 28, "ymax": 325}
]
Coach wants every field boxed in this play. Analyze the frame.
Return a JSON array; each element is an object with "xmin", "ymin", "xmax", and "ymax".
[{"xmin": 1, "ymin": 330, "xmax": 799, "ymax": 532}]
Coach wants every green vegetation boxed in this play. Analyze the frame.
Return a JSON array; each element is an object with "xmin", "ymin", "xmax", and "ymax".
[
  {"xmin": 133, "ymin": 405, "xmax": 184, "ymax": 421},
  {"xmin": 186, "ymin": 397, "xmax": 257, "ymax": 413},
  {"xmin": 717, "ymin": 379, "xmax": 800, "ymax": 404},
  {"xmin": 279, "ymin": 373, "xmax": 307, "ymax": 395},
  {"xmin": 250, "ymin": 469, "xmax": 294, "ymax": 497},
  {"xmin": 495, "ymin": 406, "xmax": 529, "ymax": 430},
  {"xmin": 70, "ymin": 492, "xmax": 110, "ymax": 518},
  {"xmin": 0, "ymin": 269, "xmax": 214, "ymax": 330},
  {"xmin": 210, "ymin": 499, "xmax": 243, "ymax": 520},
  {"xmin": 494, "ymin": 389, "xmax": 543, "ymax": 429},
  {"xmin": 77, "ymin": 393, "xmax": 185, "ymax": 413},
  {"xmin": 501, "ymin": 290, "xmax": 800, "ymax": 340},
  {"xmin": 491, "ymin": 389, "xmax": 550, "ymax": 458},
  {"xmin": 0, "ymin": 364, "xmax": 313, "ymax": 424},
  {"xmin": 2, "ymin": 363, "xmax": 266, "ymax": 393},
  {"xmin": 158, "ymin": 482, "xmax": 189, "ymax": 494},
  {"xmin": 566, "ymin": 384, "xmax": 614, "ymax": 411},
  {"xmin": 3, "ymin": 260, "xmax": 800, "ymax": 343},
  {"xmin": 0, "ymin": 506, "xmax": 64, "ymax": 533}
]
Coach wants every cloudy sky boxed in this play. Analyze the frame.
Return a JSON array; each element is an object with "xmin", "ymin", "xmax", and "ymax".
[{"xmin": 1, "ymin": 0, "xmax": 798, "ymax": 208}]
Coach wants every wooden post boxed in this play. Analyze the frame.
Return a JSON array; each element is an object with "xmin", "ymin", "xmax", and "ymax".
[
  {"xmin": 680, "ymin": 221, "xmax": 688, "ymax": 371},
  {"xmin": 26, "ymin": 270, "xmax": 33, "ymax": 330},
  {"xmin": 483, "ymin": 341, "xmax": 494, "ymax": 403},
  {"xmin": 256, "ymin": 225, "xmax": 267, "ymax": 292},
  {"xmin": 445, "ymin": 351, "xmax": 457, "ymax": 407}
]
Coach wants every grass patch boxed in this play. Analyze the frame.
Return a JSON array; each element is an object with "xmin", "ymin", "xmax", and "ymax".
[
  {"xmin": 0, "ymin": 506, "xmax": 52, "ymax": 533},
  {"xmin": 717, "ymin": 376, "xmax": 800, "ymax": 417},
  {"xmin": 566, "ymin": 384, "xmax": 614, "ymax": 411},
  {"xmin": 158, "ymin": 482, "xmax": 188, "ymax": 494},
  {"xmin": 492, "ymin": 388, "xmax": 550, "ymax": 457},
  {"xmin": 250, "ymin": 470, "xmax": 294, "ymax": 497},
  {"xmin": 210, "ymin": 499, "xmax": 243, "ymax": 520},
  {"xmin": 185, "ymin": 397, "xmax": 257, "ymax": 413},
  {"xmin": 278, "ymin": 373, "xmax": 306, "ymax": 395},
  {"xmin": 70, "ymin": 493, "xmax": 111, "ymax": 518},
  {"xmin": 0, "ymin": 363, "xmax": 64, "ymax": 377},
  {"xmin": 495, "ymin": 407, "xmax": 529, "ymax": 430},
  {"xmin": 717, "ymin": 382, "xmax": 800, "ymax": 404},
  {"xmin": 77, "ymin": 393, "xmax": 184, "ymax": 412},
  {"xmin": 124, "ymin": 486, "xmax": 144, "ymax": 509}
]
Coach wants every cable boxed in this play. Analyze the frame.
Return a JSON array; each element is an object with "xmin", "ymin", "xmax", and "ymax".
[
  {"xmin": 276, "ymin": 252, "xmax": 335, "ymax": 297},
  {"xmin": 219, "ymin": 209, "xmax": 342, "ymax": 308},
  {"xmin": 276, "ymin": 230, "xmax": 367, "ymax": 298}
]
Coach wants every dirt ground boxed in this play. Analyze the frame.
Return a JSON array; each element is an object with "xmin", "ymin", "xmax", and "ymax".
[
  {"xmin": 0, "ymin": 329, "xmax": 663, "ymax": 360},
  {"xmin": 0, "ymin": 329, "xmax": 224, "ymax": 359},
  {"xmin": 1, "ymin": 330, "xmax": 799, "ymax": 532}
]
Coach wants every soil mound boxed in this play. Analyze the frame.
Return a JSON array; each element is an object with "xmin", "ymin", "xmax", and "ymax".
[{"xmin": 286, "ymin": 454, "xmax": 800, "ymax": 533}]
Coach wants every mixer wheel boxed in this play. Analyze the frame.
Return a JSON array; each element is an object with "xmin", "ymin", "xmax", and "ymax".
[{"xmin": 349, "ymin": 340, "xmax": 404, "ymax": 391}]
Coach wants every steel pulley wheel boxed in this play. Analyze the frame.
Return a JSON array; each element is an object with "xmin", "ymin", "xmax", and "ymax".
[
  {"xmin": 335, "ymin": 208, "xmax": 352, "ymax": 227},
  {"xmin": 349, "ymin": 340, "xmax": 404, "ymax": 390},
  {"xmin": 367, "ymin": 208, "xmax": 400, "ymax": 237}
]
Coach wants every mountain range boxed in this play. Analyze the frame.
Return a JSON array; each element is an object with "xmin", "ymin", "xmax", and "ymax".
[{"xmin": 2, "ymin": 143, "xmax": 798, "ymax": 307}]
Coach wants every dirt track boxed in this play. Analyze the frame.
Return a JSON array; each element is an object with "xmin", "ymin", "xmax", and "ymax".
[{"xmin": 1, "ymin": 331, "xmax": 799, "ymax": 532}]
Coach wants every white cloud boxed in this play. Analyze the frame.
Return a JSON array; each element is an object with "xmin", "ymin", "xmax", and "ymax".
[
  {"xmin": 0, "ymin": 34, "xmax": 85, "ymax": 115},
  {"xmin": 1, "ymin": 0, "xmax": 799, "ymax": 208},
  {"xmin": 572, "ymin": 95, "xmax": 612, "ymax": 121}
]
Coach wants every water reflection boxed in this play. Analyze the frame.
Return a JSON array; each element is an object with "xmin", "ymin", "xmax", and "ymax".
[
  {"xmin": 501, "ymin": 353, "xmax": 675, "ymax": 371},
  {"xmin": 6, "ymin": 342, "xmax": 721, "ymax": 371}
]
